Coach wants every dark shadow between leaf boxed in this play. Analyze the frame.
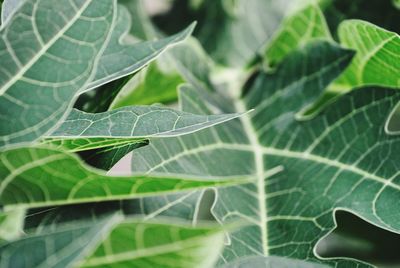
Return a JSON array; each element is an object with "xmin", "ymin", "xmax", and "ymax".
[{"xmin": 316, "ymin": 210, "xmax": 400, "ymax": 267}]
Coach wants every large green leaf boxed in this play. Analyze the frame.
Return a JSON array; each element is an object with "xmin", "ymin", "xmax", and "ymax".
[
  {"xmin": 0, "ymin": 0, "xmax": 116, "ymax": 148},
  {"xmin": 0, "ymin": 0, "xmax": 196, "ymax": 148},
  {"xmin": 127, "ymin": 41, "xmax": 400, "ymax": 266},
  {"xmin": 0, "ymin": 146, "xmax": 247, "ymax": 208},
  {"xmin": 332, "ymin": 20, "xmax": 400, "ymax": 91},
  {"xmin": 81, "ymin": 219, "xmax": 226, "ymax": 268},
  {"xmin": 1, "ymin": 1, "xmax": 194, "ymax": 93},
  {"xmin": 66, "ymin": 37, "xmax": 219, "ymax": 170}
]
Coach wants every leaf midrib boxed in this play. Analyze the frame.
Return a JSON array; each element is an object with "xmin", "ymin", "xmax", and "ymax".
[
  {"xmin": 0, "ymin": 0, "xmax": 92, "ymax": 96},
  {"xmin": 232, "ymin": 99, "xmax": 399, "ymax": 257},
  {"xmin": 235, "ymin": 99, "xmax": 270, "ymax": 256}
]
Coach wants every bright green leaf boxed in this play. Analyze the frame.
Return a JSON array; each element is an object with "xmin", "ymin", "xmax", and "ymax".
[
  {"xmin": 81, "ymin": 220, "xmax": 226, "ymax": 268},
  {"xmin": 265, "ymin": 1, "xmax": 332, "ymax": 66},
  {"xmin": 332, "ymin": 20, "xmax": 400, "ymax": 91},
  {"xmin": 0, "ymin": 146, "xmax": 247, "ymax": 208},
  {"xmin": 109, "ymin": 63, "xmax": 184, "ymax": 107},
  {"xmin": 0, "ymin": 215, "xmax": 226, "ymax": 268}
]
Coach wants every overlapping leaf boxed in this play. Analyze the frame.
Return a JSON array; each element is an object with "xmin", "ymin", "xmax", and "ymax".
[
  {"xmin": 0, "ymin": 214, "xmax": 121, "ymax": 268},
  {"xmin": 85, "ymin": 6, "xmax": 195, "ymax": 92},
  {"xmin": 0, "ymin": 0, "xmax": 115, "ymax": 147},
  {"xmin": 126, "ymin": 41, "xmax": 400, "ymax": 266},
  {"xmin": 0, "ymin": 146, "xmax": 247, "ymax": 208},
  {"xmin": 45, "ymin": 103, "xmax": 243, "ymax": 151},
  {"xmin": 111, "ymin": 37, "xmax": 214, "ymax": 108},
  {"xmin": 0, "ymin": 0, "xmax": 195, "ymax": 148},
  {"xmin": 0, "ymin": 215, "xmax": 226, "ymax": 268}
]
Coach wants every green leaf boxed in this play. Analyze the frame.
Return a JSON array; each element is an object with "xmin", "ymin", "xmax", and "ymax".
[
  {"xmin": 85, "ymin": 6, "xmax": 195, "ymax": 92},
  {"xmin": 44, "ymin": 104, "xmax": 243, "ymax": 152},
  {"xmin": 0, "ymin": 146, "xmax": 247, "ymax": 208},
  {"xmin": 109, "ymin": 62, "xmax": 184, "ymax": 107},
  {"xmin": 265, "ymin": 1, "xmax": 332, "ymax": 66},
  {"xmin": 394, "ymin": 0, "xmax": 400, "ymax": 9},
  {"xmin": 1, "ymin": 1, "xmax": 194, "ymax": 93},
  {"xmin": 1, "ymin": 215, "xmax": 226, "ymax": 268},
  {"xmin": 0, "ymin": 0, "xmax": 195, "ymax": 148},
  {"xmin": 332, "ymin": 20, "xmax": 400, "ymax": 91},
  {"xmin": 81, "ymin": 220, "xmax": 226, "ymax": 268},
  {"xmin": 0, "ymin": 214, "xmax": 121, "ymax": 268},
  {"xmin": 118, "ymin": 0, "xmax": 157, "ymax": 40},
  {"xmin": 129, "ymin": 41, "xmax": 400, "ymax": 266},
  {"xmin": 41, "ymin": 137, "xmax": 145, "ymax": 153},
  {"xmin": 155, "ymin": 0, "xmax": 290, "ymax": 67},
  {"xmin": 201, "ymin": 0, "xmax": 288, "ymax": 67},
  {"xmin": 110, "ymin": 37, "xmax": 215, "ymax": 109},
  {"xmin": 0, "ymin": 0, "xmax": 115, "ymax": 148}
]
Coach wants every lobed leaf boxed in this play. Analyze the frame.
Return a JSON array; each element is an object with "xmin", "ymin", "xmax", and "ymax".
[{"xmin": 128, "ymin": 41, "xmax": 400, "ymax": 266}]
